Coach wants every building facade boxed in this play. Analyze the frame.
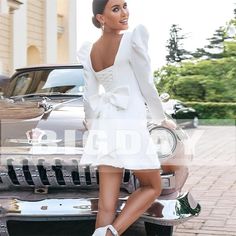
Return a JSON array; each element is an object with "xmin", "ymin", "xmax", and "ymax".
[{"xmin": 0, "ymin": 0, "xmax": 77, "ymax": 76}]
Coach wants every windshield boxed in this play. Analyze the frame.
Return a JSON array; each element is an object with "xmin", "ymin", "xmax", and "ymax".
[{"xmin": 8, "ymin": 68, "xmax": 85, "ymax": 97}]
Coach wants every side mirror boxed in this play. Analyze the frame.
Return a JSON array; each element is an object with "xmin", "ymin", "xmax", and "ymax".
[{"xmin": 160, "ymin": 93, "xmax": 170, "ymax": 103}]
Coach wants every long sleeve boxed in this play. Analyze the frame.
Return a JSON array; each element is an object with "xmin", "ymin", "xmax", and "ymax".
[
  {"xmin": 130, "ymin": 25, "xmax": 165, "ymax": 123},
  {"xmin": 77, "ymin": 42, "xmax": 99, "ymax": 120}
]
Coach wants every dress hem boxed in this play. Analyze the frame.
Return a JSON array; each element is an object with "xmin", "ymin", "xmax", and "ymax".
[{"xmin": 79, "ymin": 162, "xmax": 161, "ymax": 170}]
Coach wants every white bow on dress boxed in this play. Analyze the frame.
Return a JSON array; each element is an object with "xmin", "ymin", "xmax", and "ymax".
[{"xmin": 89, "ymin": 86, "xmax": 130, "ymax": 119}]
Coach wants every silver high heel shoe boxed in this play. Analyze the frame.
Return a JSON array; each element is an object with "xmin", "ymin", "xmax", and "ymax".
[{"xmin": 92, "ymin": 224, "xmax": 119, "ymax": 236}]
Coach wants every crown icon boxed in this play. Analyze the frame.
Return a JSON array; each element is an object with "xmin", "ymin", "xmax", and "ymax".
[{"xmin": 26, "ymin": 128, "xmax": 46, "ymax": 144}]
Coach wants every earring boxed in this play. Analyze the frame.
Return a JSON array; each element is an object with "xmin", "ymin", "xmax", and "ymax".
[{"xmin": 101, "ymin": 22, "xmax": 105, "ymax": 31}]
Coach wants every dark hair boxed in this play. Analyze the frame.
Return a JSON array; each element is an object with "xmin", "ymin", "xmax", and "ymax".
[{"xmin": 92, "ymin": 0, "xmax": 109, "ymax": 28}]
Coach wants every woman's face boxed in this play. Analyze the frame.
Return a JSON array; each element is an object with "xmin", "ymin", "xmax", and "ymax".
[{"xmin": 98, "ymin": 0, "xmax": 129, "ymax": 32}]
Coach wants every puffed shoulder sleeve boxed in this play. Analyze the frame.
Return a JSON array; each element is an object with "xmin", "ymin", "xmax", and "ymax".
[
  {"xmin": 130, "ymin": 25, "xmax": 165, "ymax": 123},
  {"xmin": 77, "ymin": 42, "xmax": 99, "ymax": 120}
]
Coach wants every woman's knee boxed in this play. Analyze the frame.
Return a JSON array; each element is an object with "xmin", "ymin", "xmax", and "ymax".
[
  {"xmin": 153, "ymin": 176, "xmax": 162, "ymax": 196},
  {"xmin": 142, "ymin": 181, "xmax": 161, "ymax": 197},
  {"xmin": 148, "ymin": 177, "xmax": 162, "ymax": 197},
  {"xmin": 135, "ymin": 170, "xmax": 162, "ymax": 197},
  {"xmin": 151, "ymin": 184, "xmax": 162, "ymax": 197}
]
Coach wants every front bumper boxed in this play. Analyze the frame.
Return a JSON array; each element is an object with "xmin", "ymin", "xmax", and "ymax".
[{"xmin": 0, "ymin": 191, "xmax": 201, "ymax": 236}]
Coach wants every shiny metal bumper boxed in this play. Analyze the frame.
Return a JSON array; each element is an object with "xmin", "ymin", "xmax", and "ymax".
[{"xmin": 0, "ymin": 191, "xmax": 201, "ymax": 236}]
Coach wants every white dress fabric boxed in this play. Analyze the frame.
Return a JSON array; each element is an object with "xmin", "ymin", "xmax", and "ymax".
[{"xmin": 77, "ymin": 25, "xmax": 165, "ymax": 170}]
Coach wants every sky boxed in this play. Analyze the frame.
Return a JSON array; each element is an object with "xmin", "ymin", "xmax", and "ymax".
[{"xmin": 77, "ymin": 0, "xmax": 236, "ymax": 70}]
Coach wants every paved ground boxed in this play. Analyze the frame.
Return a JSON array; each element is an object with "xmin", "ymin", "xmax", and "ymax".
[
  {"xmin": 174, "ymin": 125, "xmax": 236, "ymax": 236},
  {"xmin": 127, "ymin": 125, "xmax": 236, "ymax": 236},
  {"xmin": 9, "ymin": 125, "xmax": 236, "ymax": 236}
]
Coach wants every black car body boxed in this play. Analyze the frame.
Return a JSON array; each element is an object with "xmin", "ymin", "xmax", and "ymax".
[{"xmin": 162, "ymin": 99, "xmax": 199, "ymax": 128}]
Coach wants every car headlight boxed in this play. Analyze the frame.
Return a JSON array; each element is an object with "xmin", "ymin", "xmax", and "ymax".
[{"xmin": 149, "ymin": 126, "xmax": 177, "ymax": 159}]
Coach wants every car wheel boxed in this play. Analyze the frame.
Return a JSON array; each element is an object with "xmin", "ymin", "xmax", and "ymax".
[
  {"xmin": 144, "ymin": 222, "xmax": 173, "ymax": 236},
  {"xmin": 191, "ymin": 116, "xmax": 199, "ymax": 128}
]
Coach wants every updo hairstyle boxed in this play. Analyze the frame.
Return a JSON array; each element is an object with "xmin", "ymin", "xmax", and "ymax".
[{"xmin": 92, "ymin": 0, "xmax": 109, "ymax": 28}]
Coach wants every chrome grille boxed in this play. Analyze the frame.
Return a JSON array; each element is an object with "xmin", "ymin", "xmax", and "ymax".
[
  {"xmin": 0, "ymin": 157, "xmax": 134, "ymax": 192},
  {"xmin": 0, "ymin": 157, "xmax": 175, "ymax": 192}
]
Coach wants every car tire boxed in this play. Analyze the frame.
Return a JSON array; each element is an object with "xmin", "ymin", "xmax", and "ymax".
[
  {"xmin": 191, "ymin": 116, "xmax": 199, "ymax": 128},
  {"xmin": 144, "ymin": 222, "xmax": 173, "ymax": 236}
]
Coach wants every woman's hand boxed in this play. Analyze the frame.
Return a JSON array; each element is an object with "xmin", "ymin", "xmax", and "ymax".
[{"xmin": 161, "ymin": 118, "xmax": 177, "ymax": 130}]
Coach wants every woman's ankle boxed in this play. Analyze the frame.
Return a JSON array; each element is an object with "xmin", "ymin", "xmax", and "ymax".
[{"xmin": 107, "ymin": 225, "xmax": 119, "ymax": 236}]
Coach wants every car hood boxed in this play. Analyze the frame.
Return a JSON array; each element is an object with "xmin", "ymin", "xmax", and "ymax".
[{"xmin": 0, "ymin": 97, "xmax": 86, "ymax": 155}]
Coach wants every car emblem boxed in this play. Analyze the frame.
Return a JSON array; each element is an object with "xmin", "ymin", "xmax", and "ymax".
[{"xmin": 26, "ymin": 128, "xmax": 46, "ymax": 144}]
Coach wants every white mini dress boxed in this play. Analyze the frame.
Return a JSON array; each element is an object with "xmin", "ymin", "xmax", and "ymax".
[{"xmin": 77, "ymin": 25, "xmax": 165, "ymax": 170}]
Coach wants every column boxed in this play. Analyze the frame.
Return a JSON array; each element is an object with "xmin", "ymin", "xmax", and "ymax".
[
  {"xmin": 45, "ymin": 0, "xmax": 57, "ymax": 63},
  {"xmin": 12, "ymin": 0, "xmax": 27, "ymax": 71},
  {"xmin": 0, "ymin": 0, "xmax": 8, "ymax": 14},
  {"xmin": 67, "ymin": 0, "xmax": 77, "ymax": 63}
]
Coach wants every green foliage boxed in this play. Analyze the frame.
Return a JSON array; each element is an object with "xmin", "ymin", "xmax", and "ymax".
[
  {"xmin": 172, "ymin": 76, "xmax": 206, "ymax": 101},
  {"xmin": 156, "ymin": 10, "xmax": 236, "ymax": 105},
  {"xmin": 225, "ymin": 41, "xmax": 236, "ymax": 57},
  {"xmin": 156, "ymin": 58, "xmax": 236, "ymax": 102},
  {"xmin": 184, "ymin": 102, "xmax": 236, "ymax": 120}
]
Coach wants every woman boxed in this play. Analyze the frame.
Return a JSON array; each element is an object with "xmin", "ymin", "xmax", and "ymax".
[{"xmin": 78, "ymin": 0, "xmax": 176, "ymax": 235}]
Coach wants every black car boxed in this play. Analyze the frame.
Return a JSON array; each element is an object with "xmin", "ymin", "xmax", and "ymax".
[{"xmin": 162, "ymin": 98, "xmax": 199, "ymax": 128}]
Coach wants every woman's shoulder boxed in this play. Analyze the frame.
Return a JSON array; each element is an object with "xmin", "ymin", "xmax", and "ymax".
[
  {"xmin": 77, "ymin": 41, "xmax": 92, "ymax": 65},
  {"xmin": 129, "ymin": 24, "xmax": 149, "ymax": 49},
  {"xmin": 132, "ymin": 24, "xmax": 149, "ymax": 36}
]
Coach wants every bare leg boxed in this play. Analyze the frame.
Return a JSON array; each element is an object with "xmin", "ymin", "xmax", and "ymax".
[
  {"xmin": 112, "ymin": 169, "xmax": 162, "ymax": 235},
  {"xmin": 95, "ymin": 165, "xmax": 123, "ymax": 233}
]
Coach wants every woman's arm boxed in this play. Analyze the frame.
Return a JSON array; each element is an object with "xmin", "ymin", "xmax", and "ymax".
[
  {"xmin": 77, "ymin": 42, "xmax": 99, "ymax": 126},
  {"xmin": 130, "ymin": 25, "xmax": 176, "ymax": 129},
  {"xmin": 130, "ymin": 25, "xmax": 165, "ymax": 122}
]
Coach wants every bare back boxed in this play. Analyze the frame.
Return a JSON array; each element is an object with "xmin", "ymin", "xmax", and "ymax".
[{"xmin": 90, "ymin": 34, "xmax": 123, "ymax": 72}]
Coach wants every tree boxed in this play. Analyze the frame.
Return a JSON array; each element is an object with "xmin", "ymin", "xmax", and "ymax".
[
  {"xmin": 166, "ymin": 24, "xmax": 190, "ymax": 64},
  {"xmin": 156, "ymin": 8, "xmax": 236, "ymax": 103},
  {"xmin": 190, "ymin": 48, "xmax": 209, "ymax": 59},
  {"xmin": 205, "ymin": 26, "xmax": 228, "ymax": 58},
  {"xmin": 155, "ymin": 58, "xmax": 236, "ymax": 102},
  {"xmin": 192, "ymin": 25, "xmax": 235, "ymax": 60}
]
